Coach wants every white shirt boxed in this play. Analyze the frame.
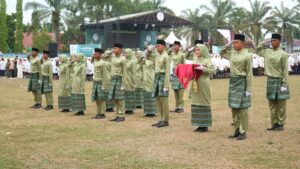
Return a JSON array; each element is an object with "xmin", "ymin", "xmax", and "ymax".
[
  {"xmin": 252, "ymin": 57, "xmax": 259, "ymax": 68},
  {"xmin": 0, "ymin": 60, "xmax": 6, "ymax": 70}
]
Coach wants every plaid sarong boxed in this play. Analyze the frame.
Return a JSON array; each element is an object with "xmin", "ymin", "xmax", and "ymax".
[
  {"xmin": 106, "ymin": 99, "xmax": 114, "ymax": 109},
  {"xmin": 27, "ymin": 73, "xmax": 40, "ymax": 92},
  {"xmin": 172, "ymin": 75, "xmax": 184, "ymax": 90},
  {"xmin": 71, "ymin": 93, "xmax": 86, "ymax": 112},
  {"xmin": 228, "ymin": 76, "xmax": 251, "ymax": 109},
  {"xmin": 191, "ymin": 105, "xmax": 212, "ymax": 127},
  {"xmin": 267, "ymin": 77, "xmax": 290, "ymax": 100},
  {"xmin": 41, "ymin": 76, "xmax": 52, "ymax": 94},
  {"xmin": 144, "ymin": 91, "xmax": 156, "ymax": 115},
  {"xmin": 135, "ymin": 88, "xmax": 144, "ymax": 107},
  {"xmin": 125, "ymin": 91, "xmax": 136, "ymax": 111},
  {"xmin": 91, "ymin": 81, "xmax": 108, "ymax": 102},
  {"xmin": 152, "ymin": 73, "xmax": 168, "ymax": 97},
  {"xmin": 108, "ymin": 76, "xmax": 125, "ymax": 100},
  {"xmin": 58, "ymin": 96, "xmax": 71, "ymax": 109}
]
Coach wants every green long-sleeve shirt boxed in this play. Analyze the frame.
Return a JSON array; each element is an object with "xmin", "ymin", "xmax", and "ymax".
[
  {"xmin": 41, "ymin": 59, "xmax": 53, "ymax": 83},
  {"xmin": 170, "ymin": 51, "xmax": 185, "ymax": 67},
  {"xmin": 93, "ymin": 59, "xmax": 110, "ymax": 91},
  {"xmin": 28, "ymin": 56, "xmax": 42, "ymax": 80},
  {"xmin": 134, "ymin": 56, "xmax": 144, "ymax": 89},
  {"xmin": 255, "ymin": 43, "xmax": 289, "ymax": 87},
  {"xmin": 220, "ymin": 47, "xmax": 253, "ymax": 91},
  {"xmin": 191, "ymin": 56, "xmax": 215, "ymax": 106},
  {"xmin": 123, "ymin": 59, "xmax": 136, "ymax": 91},
  {"xmin": 148, "ymin": 50, "xmax": 170, "ymax": 89},
  {"xmin": 143, "ymin": 58, "xmax": 155, "ymax": 92}
]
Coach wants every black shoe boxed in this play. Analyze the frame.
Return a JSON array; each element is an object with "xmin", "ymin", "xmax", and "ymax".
[
  {"xmin": 92, "ymin": 114, "xmax": 105, "ymax": 119},
  {"xmin": 170, "ymin": 108, "xmax": 179, "ymax": 112},
  {"xmin": 74, "ymin": 111, "xmax": 85, "ymax": 116},
  {"xmin": 273, "ymin": 125, "xmax": 284, "ymax": 131},
  {"xmin": 110, "ymin": 117, "xmax": 119, "ymax": 121},
  {"xmin": 136, "ymin": 106, "xmax": 143, "ymax": 109},
  {"xmin": 229, "ymin": 129, "xmax": 240, "ymax": 138},
  {"xmin": 61, "ymin": 109, "xmax": 70, "ymax": 113},
  {"xmin": 33, "ymin": 103, "xmax": 42, "ymax": 109},
  {"xmin": 195, "ymin": 127, "xmax": 208, "ymax": 132},
  {"xmin": 145, "ymin": 114, "xmax": 156, "ymax": 117},
  {"xmin": 44, "ymin": 105, "xmax": 54, "ymax": 110},
  {"xmin": 236, "ymin": 133, "xmax": 247, "ymax": 140},
  {"xmin": 106, "ymin": 108, "xmax": 114, "ymax": 112},
  {"xmin": 267, "ymin": 124, "xmax": 278, "ymax": 131},
  {"xmin": 157, "ymin": 121, "xmax": 169, "ymax": 128},
  {"xmin": 152, "ymin": 121, "xmax": 162, "ymax": 127},
  {"xmin": 125, "ymin": 111, "xmax": 134, "ymax": 115},
  {"xmin": 30, "ymin": 103, "xmax": 38, "ymax": 108},
  {"xmin": 115, "ymin": 117, "xmax": 125, "ymax": 122},
  {"xmin": 176, "ymin": 108, "xmax": 184, "ymax": 113}
]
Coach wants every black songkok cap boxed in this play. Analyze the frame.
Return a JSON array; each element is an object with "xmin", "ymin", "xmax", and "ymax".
[
  {"xmin": 94, "ymin": 48, "xmax": 104, "ymax": 53},
  {"xmin": 156, "ymin": 39, "xmax": 166, "ymax": 46},
  {"xmin": 32, "ymin": 47, "xmax": 39, "ymax": 52},
  {"xmin": 114, "ymin": 43, "xmax": 123, "ymax": 49},
  {"xmin": 174, "ymin": 41, "xmax": 181, "ymax": 46},
  {"xmin": 43, "ymin": 50, "xmax": 50, "ymax": 54},
  {"xmin": 194, "ymin": 40, "xmax": 203, "ymax": 45},
  {"xmin": 271, "ymin": 34, "xmax": 281, "ymax": 40},
  {"xmin": 234, "ymin": 34, "xmax": 245, "ymax": 41}
]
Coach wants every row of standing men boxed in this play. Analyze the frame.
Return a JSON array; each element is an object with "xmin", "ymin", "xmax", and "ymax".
[{"xmin": 26, "ymin": 33, "xmax": 290, "ymax": 140}]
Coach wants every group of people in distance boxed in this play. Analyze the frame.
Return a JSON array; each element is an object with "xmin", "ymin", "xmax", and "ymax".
[{"xmin": 25, "ymin": 33, "xmax": 289, "ymax": 140}]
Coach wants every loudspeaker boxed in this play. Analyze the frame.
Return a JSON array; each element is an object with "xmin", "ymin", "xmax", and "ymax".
[
  {"xmin": 201, "ymin": 30, "xmax": 209, "ymax": 42},
  {"xmin": 48, "ymin": 43, "xmax": 58, "ymax": 58}
]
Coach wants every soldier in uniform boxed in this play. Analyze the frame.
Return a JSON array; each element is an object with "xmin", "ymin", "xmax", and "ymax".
[{"xmin": 27, "ymin": 48, "xmax": 42, "ymax": 109}]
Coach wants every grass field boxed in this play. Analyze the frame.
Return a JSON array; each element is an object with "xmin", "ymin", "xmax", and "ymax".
[{"xmin": 0, "ymin": 76, "xmax": 299, "ymax": 169}]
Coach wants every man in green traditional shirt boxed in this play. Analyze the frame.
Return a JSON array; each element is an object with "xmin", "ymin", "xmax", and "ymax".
[
  {"xmin": 220, "ymin": 34, "xmax": 253, "ymax": 140},
  {"xmin": 41, "ymin": 50, "xmax": 54, "ymax": 110},
  {"xmin": 108, "ymin": 43, "xmax": 126, "ymax": 122},
  {"xmin": 27, "ymin": 47, "xmax": 42, "ymax": 109},
  {"xmin": 148, "ymin": 40, "xmax": 171, "ymax": 128},
  {"xmin": 170, "ymin": 41, "xmax": 185, "ymax": 113},
  {"xmin": 91, "ymin": 48, "xmax": 108, "ymax": 119},
  {"xmin": 255, "ymin": 34, "xmax": 290, "ymax": 131}
]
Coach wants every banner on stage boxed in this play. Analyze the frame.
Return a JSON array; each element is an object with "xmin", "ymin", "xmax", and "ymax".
[{"xmin": 70, "ymin": 44, "xmax": 101, "ymax": 57}]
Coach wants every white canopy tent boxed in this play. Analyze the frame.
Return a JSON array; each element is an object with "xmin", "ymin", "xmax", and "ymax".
[{"xmin": 165, "ymin": 31, "xmax": 181, "ymax": 44}]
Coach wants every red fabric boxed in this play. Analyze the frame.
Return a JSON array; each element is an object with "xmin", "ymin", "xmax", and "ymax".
[{"xmin": 174, "ymin": 64, "xmax": 203, "ymax": 89}]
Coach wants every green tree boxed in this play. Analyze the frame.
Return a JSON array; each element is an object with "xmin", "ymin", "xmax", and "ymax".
[
  {"xmin": 244, "ymin": 0, "xmax": 272, "ymax": 46},
  {"xmin": 32, "ymin": 30, "xmax": 53, "ymax": 51},
  {"xmin": 266, "ymin": 2, "xmax": 300, "ymax": 50},
  {"xmin": 15, "ymin": 0, "xmax": 23, "ymax": 53},
  {"xmin": 199, "ymin": 0, "xmax": 236, "ymax": 45},
  {"xmin": 0, "ymin": 0, "xmax": 8, "ymax": 53},
  {"xmin": 179, "ymin": 8, "xmax": 204, "ymax": 45},
  {"xmin": 25, "ymin": 0, "xmax": 69, "ymax": 48},
  {"xmin": 7, "ymin": 14, "xmax": 16, "ymax": 53}
]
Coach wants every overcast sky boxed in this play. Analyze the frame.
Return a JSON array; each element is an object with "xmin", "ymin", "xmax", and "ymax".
[{"xmin": 5, "ymin": 0, "xmax": 298, "ymax": 24}]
